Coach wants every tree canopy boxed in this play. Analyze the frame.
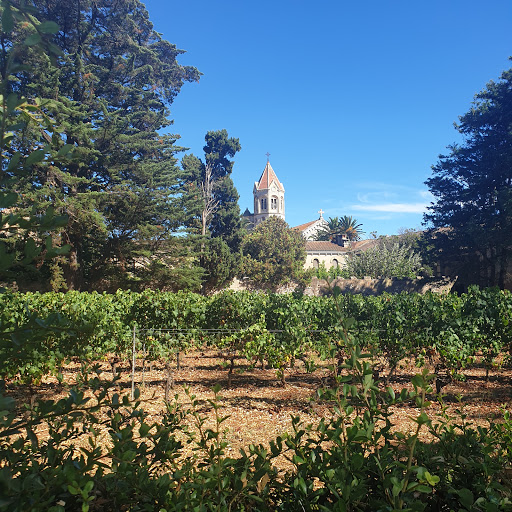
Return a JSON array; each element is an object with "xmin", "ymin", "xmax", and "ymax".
[
  {"xmin": 424, "ymin": 63, "xmax": 512, "ymax": 288},
  {"xmin": 2, "ymin": 0, "xmax": 202, "ymax": 291},
  {"xmin": 181, "ymin": 130, "xmax": 243, "ymax": 293},
  {"xmin": 0, "ymin": 0, "xmax": 71, "ymax": 286},
  {"xmin": 182, "ymin": 129, "xmax": 243, "ymax": 248},
  {"xmin": 240, "ymin": 217, "xmax": 307, "ymax": 291}
]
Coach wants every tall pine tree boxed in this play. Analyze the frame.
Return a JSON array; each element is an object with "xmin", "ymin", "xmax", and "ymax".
[
  {"xmin": 183, "ymin": 129, "xmax": 243, "ymax": 247},
  {"xmin": 182, "ymin": 129, "xmax": 243, "ymax": 292},
  {"xmin": 4, "ymin": 0, "xmax": 201, "ymax": 290},
  {"xmin": 424, "ymin": 63, "xmax": 512, "ymax": 288}
]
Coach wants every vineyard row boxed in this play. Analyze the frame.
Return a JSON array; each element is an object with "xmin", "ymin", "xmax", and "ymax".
[{"xmin": 1, "ymin": 286, "xmax": 511, "ymax": 383}]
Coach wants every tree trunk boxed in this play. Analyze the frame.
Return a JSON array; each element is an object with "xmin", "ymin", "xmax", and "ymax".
[
  {"xmin": 164, "ymin": 362, "xmax": 174, "ymax": 403},
  {"xmin": 498, "ymin": 246, "xmax": 508, "ymax": 289},
  {"xmin": 63, "ymin": 238, "xmax": 80, "ymax": 290},
  {"xmin": 201, "ymin": 210, "xmax": 207, "ymax": 238}
]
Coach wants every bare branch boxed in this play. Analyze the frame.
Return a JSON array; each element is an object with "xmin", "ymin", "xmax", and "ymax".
[{"xmin": 200, "ymin": 162, "xmax": 220, "ymax": 237}]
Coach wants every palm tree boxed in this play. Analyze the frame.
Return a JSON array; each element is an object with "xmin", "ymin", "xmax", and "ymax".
[
  {"xmin": 315, "ymin": 215, "xmax": 364, "ymax": 243},
  {"xmin": 339, "ymin": 215, "xmax": 364, "ymax": 241},
  {"xmin": 315, "ymin": 217, "xmax": 340, "ymax": 241}
]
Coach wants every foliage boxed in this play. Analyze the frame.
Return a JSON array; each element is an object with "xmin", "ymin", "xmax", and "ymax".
[
  {"xmin": 182, "ymin": 129, "xmax": 243, "ymax": 293},
  {"xmin": 345, "ymin": 236, "xmax": 427, "ymax": 278},
  {"xmin": 424, "ymin": 62, "xmax": 512, "ymax": 289},
  {"xmin": 182, "ymin": 129, "xmax": 242, "ymax": 243},
  {"xmin": 198, "ymin": 237, "xmax": 239, "ymax": 294},
  {"xmin": 312, "ymin": 261, "xmax": 349, "ymax": 280},
  {"xmin": 3, "ymin": 0, "xmax": 201, "ymax": 291},
  {"xmin": 0, "ymin": 0, "xmax": 83, "ymax": 394},
  {"xmin": 240, "ymin": 216, "xmax": 307, "ymax": 291},
  {"xmin": 0, "ymin": 2, "xmax": 73, "ymax": 287},
  {"xmin": 209, "ymin": 174, "xmax": 244, "ymax": 251},
  {"xmin": 3, "ymin": 286, "xmax": 512, "ymax": 386},
  {"xmin": 2, "ymin": 291, "xmax": 512, "ymax": 510},
  {"xmin": 315, "ymin": 215, "xmax": 364, "ymax": 242},
  {"xmin": 123, "ymin": 237, "xmax": 204, "ymax": 293}
]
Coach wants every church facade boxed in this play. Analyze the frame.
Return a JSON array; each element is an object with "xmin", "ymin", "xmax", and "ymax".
[{"xmin": 294, "ymin": 216, "xmax": 353, "ymax": 270}]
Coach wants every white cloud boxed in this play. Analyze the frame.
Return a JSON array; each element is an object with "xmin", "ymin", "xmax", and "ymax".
[
  {"xmin": 345, "ymin": 185, "xmax": 435, "ymax": 215},
  {"xmin": 322, "ymin": 184, "xmax": 435, "ymax": 221},
  {"xmin": 351, "ymin": 203, "xmax": 428, "ymax": 213},
  {"xmin": 356, "ymin": 191, "xmax": 398, "ymax": 203}
]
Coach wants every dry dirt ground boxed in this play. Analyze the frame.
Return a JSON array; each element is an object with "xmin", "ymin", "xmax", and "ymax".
[{"xmin": 6, "ymin": 349, "xmax": 512, "ymax": 465}]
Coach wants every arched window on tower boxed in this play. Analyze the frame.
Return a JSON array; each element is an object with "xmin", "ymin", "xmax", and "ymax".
[{"xmin": 271, "ymin": 196, "xmax": 278, "ymax": 210}]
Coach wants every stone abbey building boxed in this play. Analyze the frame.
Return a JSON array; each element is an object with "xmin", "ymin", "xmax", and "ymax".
[{"xmin": 242, "ymin": 159, "xmax": 374, "ymax": 270}]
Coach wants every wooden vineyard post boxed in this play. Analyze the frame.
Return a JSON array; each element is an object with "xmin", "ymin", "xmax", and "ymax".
[
  {"xmin": 164, "ymin": 360, "xmax": 174, "ymax": 403},
  {"xmin": 131, "ymin": 325, "xmax": 136, "ymax": 400},
  {"xmin": 141, "ymin": 342, "xmax": 146, "ymax": 388}
]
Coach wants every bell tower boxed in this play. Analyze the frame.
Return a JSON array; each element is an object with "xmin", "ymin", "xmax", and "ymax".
[{"xmin": 253, "ymin": 156, "xmax": 285, "ymax": 225}]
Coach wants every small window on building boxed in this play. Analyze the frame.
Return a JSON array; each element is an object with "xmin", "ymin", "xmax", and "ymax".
[
  {"xmin": 261, "ymin": 198, "xmax": 267, "ymax": 210},
  {"xmin": 271, "ymin": 197, "xmax": 277, "ymax": 210},
  {"xmin": 313, "ymin": 258, "xmax": 320, "ymax": 269},
  {"xmin": 332, "ymin": 259, "xmax": 339, "ymax": 268}
]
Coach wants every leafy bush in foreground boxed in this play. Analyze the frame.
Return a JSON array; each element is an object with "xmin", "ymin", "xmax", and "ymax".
[{"xmin": 2, "ymin": 309, "xmax": 512, "ymax": 511}]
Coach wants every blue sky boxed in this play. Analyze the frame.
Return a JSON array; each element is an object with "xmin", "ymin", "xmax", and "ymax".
[{"xmin": 143, "ymin": 0, "xmax": 512, "ymax": 236}]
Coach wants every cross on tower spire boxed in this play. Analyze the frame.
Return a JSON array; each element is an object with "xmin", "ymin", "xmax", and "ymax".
[
  {"xmin": 265, "ymin": 152, "xmax": 270, "ymax": 162},
  {"xmin": 318, "ymin": 209, "xmax": 324, "ymax": 218}
]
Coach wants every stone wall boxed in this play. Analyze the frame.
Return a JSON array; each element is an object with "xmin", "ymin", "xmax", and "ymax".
[
  {"xmin": 230, "ymin": 276, "xmax": 455, "ymax": 296},
  {"xmin": 304, "ymin": 276, "xmax": 455, "ymax": 296}
]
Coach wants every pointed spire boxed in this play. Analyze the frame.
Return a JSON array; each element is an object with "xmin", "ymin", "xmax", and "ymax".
[{"xmin": 256, "ymin": 160, "xmax": 284, "ymax": 191}]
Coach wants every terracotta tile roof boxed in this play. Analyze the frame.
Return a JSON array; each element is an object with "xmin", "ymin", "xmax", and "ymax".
[
  {"xmin": 294, "ymin": 220, "xmax": 318, "ymax": 231},
  {"xmin": 305, "ymin": 238, "xmax": 379, "ymax": 253},
  {"xmin": 256, "ymin": 161, "xmax": 284, "ymax": 191},
  {"xmin": 305, "ymin": 241, "xmax": 348, "ymax": 252},
  {"xmin": 350, "ymin": 239, "xmax": 379, "ymax": 251}
]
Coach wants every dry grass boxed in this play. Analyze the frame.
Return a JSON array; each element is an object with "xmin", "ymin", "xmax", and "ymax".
[{"xmin": 5, "ymin": 349, "xmax": 512, "ymax": 466}]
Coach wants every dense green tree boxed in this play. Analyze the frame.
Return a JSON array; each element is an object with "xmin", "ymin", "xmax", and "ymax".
[
  {"xmin": 0, "ymin": 1, "xmax": 73, "ymax": 288},
  {"xmin": 183, "ymin": 129, "xmax": 243, "ymax": 248},
  {"xmin": 182, "ymin": 130, "xmax": 243, "ymax": 293},
  {"xmin": 3, "ymin": 0, "xmax": 201, "ymax": 290},
  {"xmin": 315, "ymin": 215, "xmax": 364, "ymax": 243},
  {"xmin": 424, "ymin": 64, "xmax": 512, "ymax": 288},
  {"xmin": 203, "ymin": 129, "xmax": 241, "ymax": 178},
  {"xmin": 210, "ymin": 176, "xmax": 244, "ymax": 251},
  {"xmin": 240, "ymin": 216, "xmax": 307, "ymax": 291},
  {"xmin": 199, "ymin": 237, "xmax": 239, "ymax": 294}
]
